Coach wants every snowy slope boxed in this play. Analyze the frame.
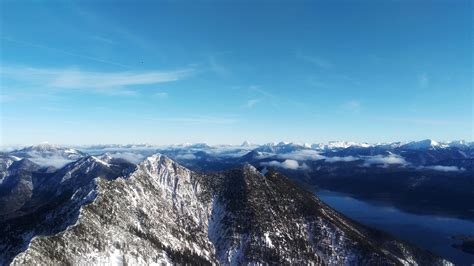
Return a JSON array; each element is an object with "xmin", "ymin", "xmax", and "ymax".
[
  {"xmin": 10, "ymin": 155, "xmax": 451, "ymax": 265},
  {"xmin": 0, "ymin": 155, "xmax": 135, "ymax": 265}
]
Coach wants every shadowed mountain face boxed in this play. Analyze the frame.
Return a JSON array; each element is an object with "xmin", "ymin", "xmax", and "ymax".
[{"xmin": 1, "ymin": 154, "xmax": 450, "ymax": 265}]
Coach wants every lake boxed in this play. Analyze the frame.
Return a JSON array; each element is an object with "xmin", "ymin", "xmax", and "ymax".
[{"xmin": 316, "ymin": 190, "xmax": 474, "ymax": 265}]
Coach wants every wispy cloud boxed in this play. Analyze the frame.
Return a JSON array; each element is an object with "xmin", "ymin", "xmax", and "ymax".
[
  {"xmin": 1, "ymin": 65, "xmax": 192, "ymax": 93},
  {"xmin": 277, "ymin": 150, "xmax": 325, "ymax": 161},
  {"xmin": 243, "ymin": 99, "xmax": 261, "ymax": 108},
  {"xmin": 153, "ymin": 92, "xmax": 168, "ymax": 99},
  {"xmin": 307, "ymin": 76, "xmax": 329, "ymax": 88},
  {"xmin": 176, "ymin": 153, "xmax": 198, "ymax": 160},
  {"xmin": 296, "ymin": 52, "xmax": 333, "ymax": 69},
  {"xmin": 362, "ymin": 155, "xmax": 407, "ymax": 167},
  {"xmin": 0, "ymin": 90, "xmax": 63, "ymax": 102},
  {"xmin": 261, "ymin": 159, "xmax": 309, "ymax": 170},
  {"xmin": 209, "ymin": 56, "xmax": 230, "ymax": 77},
  {"xmin": 109, "ymin": 151, "xmax": 149, "ymax": 164},
  {"xmin": 49, "ymin": 69, "xmax": 189, "ymax": 89},
  {"xmin": 325, "ymin": 156, "xmax": 359, "ymax": 163},
  {"xmin": 90, "ymin": 35, "xmax": 115, "ymax": 45},
  {"xmin": 250, "ymin": 85, "xmax": 276, "ymax": 99},
  {"xmin": 420, "ymin": 165, "xmax": 465, "ymax": 172},
  {"xmin": 1, "ymin": 37, "xmax": 132, "ymax": 69},
  {"xmin": 247, "ymin": 85, "xmax": 280, "ymax": 107},
  {"xmin": 40, "ymin": 106, "xmax": 67, "ymax": 112},
  {"xmin": 341, "ymin": 100, "xmax": 361, "ymax": 113}
]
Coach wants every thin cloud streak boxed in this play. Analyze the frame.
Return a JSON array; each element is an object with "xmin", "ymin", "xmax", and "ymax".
[
  {"xmin": 209, "ymin": 56, "xmax": 230, "ymax": 77},
  {"xmin": 49, "ymin": 70, "xmax": 190, "ymax": 89},
  {"xmin": 1, "ymin": 65, "xmax": 193, "ymax": 91},
  {"xmin": 153, "ymin": 92, "xmax": 168, "ymax": 99},
  {"xmin": 89, "ymin": 35, "xmax": 116, "ymax": 45},
  {"xmin": 341, "ymin": 100, "xmax": 361, "ymax": 113},
  {"xmin": 296, "ymin": 51, "xmax": 333, "ymax": 69},
  {"xmin": 244, "ymin": 99, "xmax": 261, "ymax": 108},
  {"xmin": 1, "ymin": 37, "xmax": 132, "ymax": 69},
  {"xmin": 250, "ymin": 86, "xmax": 277, "ymax": 99}
]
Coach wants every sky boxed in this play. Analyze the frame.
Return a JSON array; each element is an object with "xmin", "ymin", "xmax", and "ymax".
[{"xmin": 0, "ymin": 0, "xmax": 472, "ymax": 145}]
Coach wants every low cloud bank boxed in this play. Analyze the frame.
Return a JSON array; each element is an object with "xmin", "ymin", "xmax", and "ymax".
[
  {"xmin": 277, "ymin": 150, "xmax": 325, "ymax": 161},
  {"xmin": 109, "ymin": 152, "xmax": 148, "ymax": 164},
  {"xmin": 30, "ymin": 156, "xmax": 73, "ymax": 168},
  {"xmin": 362, "ymin": 155, "xmax": 407, "ymax": 167},
  {"xmin": 261, "ymin": 159, "xmax": 309, "ymax": 170},
  {"xmin": 175, "ymin": 153, "xmax": 197, "ymax": 160},
  {"xmin": 421, "ymin": 165, "xmax": 465, "ymax": 172},
  {"xmin": 324, "ymin": 156, "xmax": 359, "ymax": 163}
]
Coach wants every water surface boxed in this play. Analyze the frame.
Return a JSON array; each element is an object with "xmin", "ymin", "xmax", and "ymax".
[{"xmin": 316, "ymin": 190, "xmax": 474, "ymax": 265}]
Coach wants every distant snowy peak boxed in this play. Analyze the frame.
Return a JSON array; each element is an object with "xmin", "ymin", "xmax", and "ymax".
[
  {"xmin": 447, "ymin": 140, "xmax": 472, "ymax": 149},
  {"xmin": 24, "ymin": 143, "xmax": 62, "ymax": 152},
  {"xmin": 12, "ymin": 144, "xmax": 86, "ymax": 159},
  {"xmin": 400, "ymin": 139, "xmax": 474, "ymax": 150},
  {"xmin": 9, "ymin": 144, "xmax": 88, "ymax": 168},
  {"xmin": 312, "ymin": 139, "xmax": 471, "ymax": 151},
  {"xmin": 310, "ymin": 141, "xmax": 371, "ymax": 151},
  {"xmin": 21, "ymin": 143, "xmax": 82, "ymax": 154},
  {"xmin": 327, "ymin": 141, "xmax": 371, "ymax": 149},
  {"xmin": 327, "ymin": 141, "xmax": 355, "ymax": 149},
  {"xmin": 171, "ymin": 143, "xmax": 211, "ymax": 149},
  {"xmin": 401, "ymin": 139, "xmax": 443, "ymax": 150},
  {"xmin": 256, "ymin": 142, "xmax": 308, "ymax": 153},
  {"xmin": 241, "ymin": 140, "xmax": 252, "ymax": 147}
]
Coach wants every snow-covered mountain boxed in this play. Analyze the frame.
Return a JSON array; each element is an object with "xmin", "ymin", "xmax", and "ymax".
[
  {"xmin": 401, "ymin": 139, "xmax": 445, "ymax": 150},
  {"xmin": 26, "ymin": 140, "xmax": 467, "ymax": 170},
  {"xmin": 118, "ymin": 139, "xmax": 472, "ymax": 220},
  {"xmin": 254, "ymin": 142, "xmax": 308, "ymax": 153},
  {"xmin": 0, "ymin": 154, "xmax": 450, "ymax": 265},
  {"xmin": 0, "ymin": 155, "xmax": 136, "ymax": 265},
  {"xmin": 0, "ymin": 155, "xmax": 21, "ymax": 185},
  {"xmin": 9, "ymin": 144, "xmax": 87, "ymax": 168}
]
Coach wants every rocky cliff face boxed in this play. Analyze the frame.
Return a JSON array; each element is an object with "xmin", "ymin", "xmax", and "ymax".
[
  {"xmin": 4, "ymin": 155, "xmax": 450, "ymax": 265},
  {"xmin": 0, "ymin": 155, "xmax": 135, "ymax": 265},
  {"xmin": 11, "ymin": 155, "xmax": 215, "ymax": 265}
]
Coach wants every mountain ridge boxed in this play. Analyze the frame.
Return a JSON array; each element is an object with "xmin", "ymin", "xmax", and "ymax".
[{"xmin": 6, "ymin": 154, "xmax": 451, "ymax": 265}]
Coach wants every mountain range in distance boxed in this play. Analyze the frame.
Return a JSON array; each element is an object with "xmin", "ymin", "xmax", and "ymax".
[
  {"xmin": 0, "ymin": 139, "xmax": 472, "ymax": 265},
  {"xmin": 2, "ymin": 139, "xmax": 473, "ymax": 220}
]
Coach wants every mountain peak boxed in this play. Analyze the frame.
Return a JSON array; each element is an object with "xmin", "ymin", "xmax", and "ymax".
[
  {"xmin": 135, "ymin": 154, "xmax": 190, "ymax": 182},
  {"xmin": 26, "ymin": 143, "xmax": 62, "ymax": 152},
  {"xmin": 144, "ymin": 154, "xmax": 169, "ymax": 165},
  {"xmin": 241, "ymin": 140, "xmax": 252, "ymax": 147},
  {"xmin": 242, "ymin": 163, "xmax": 259, "ymax": 174},
  {"xmin": 402, "ymin": 139, "xmax": 440, "ymax": 150}
]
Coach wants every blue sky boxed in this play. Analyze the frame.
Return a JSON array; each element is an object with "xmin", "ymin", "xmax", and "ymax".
[{"xmin": 0, "ymin": 0, "xmax": 472, "ymax": 145}]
